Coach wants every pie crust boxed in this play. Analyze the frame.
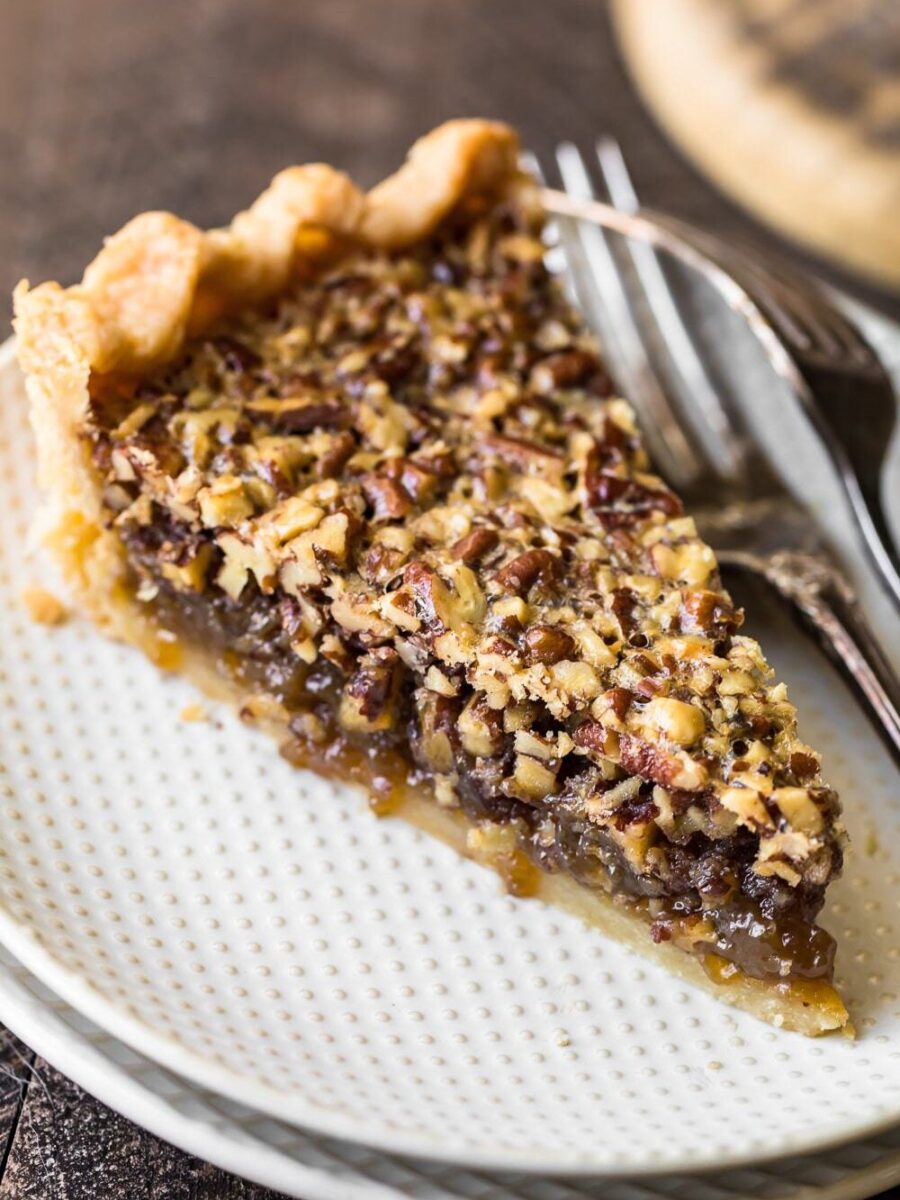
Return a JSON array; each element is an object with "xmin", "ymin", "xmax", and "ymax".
[{"xmin": 13, "ymin": 119, "xmax": 849, "ymax": 1036}]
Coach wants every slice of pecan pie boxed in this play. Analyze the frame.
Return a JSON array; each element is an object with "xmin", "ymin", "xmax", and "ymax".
[{"xmin": 14, "ymin": 120, "xmax": 848, "ymax": 1034}]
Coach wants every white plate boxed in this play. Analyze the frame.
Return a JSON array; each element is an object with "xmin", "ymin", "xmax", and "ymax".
[
  {"xmin": 0, "ymin": 936, "xmax": 899, "ymax": 1200},
  {"xmin": 0, "ymin": 287, "xmax": 898, "ymax": 1176}
]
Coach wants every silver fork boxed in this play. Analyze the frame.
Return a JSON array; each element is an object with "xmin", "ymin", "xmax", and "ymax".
[{"xmin": 533, "ymin": 142, "xmax": 900, "ymax": 766}]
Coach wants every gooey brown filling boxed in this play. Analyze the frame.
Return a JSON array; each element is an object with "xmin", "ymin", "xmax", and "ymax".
[{"xmin": 86, "ymin": 195, "xmax": 841, "ymax": 988}]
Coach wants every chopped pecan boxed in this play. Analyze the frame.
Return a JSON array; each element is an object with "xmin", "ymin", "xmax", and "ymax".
[
  {"xmin": 402, "ymin": 461, "xmax": 439, "ymax": 504},
  {"xmin": 264, "ymin": 397, "xmax": 346, "ymax": 433},
  {"xmin": 586, "ymin": 470, "xmax": 682, "ymax": 525},
  {"xmin": 212, "ymin": 336, "xmax": 262, "ymax": 374},
  {"xmin": 361, "ymin": 542, "xmax": 408, "ymax": 586},
  {"xmin": 370, "ymin": 338, "xmax": 418, "ymax": 384},
  {"xmin": 362, "ymin": 474, "xmax": 413, "ymax": 519},
  {"xmin": 458, "ymin": 695, "xmax": 503, "ymax": 758},
  {"xmin": 679, "ymin": 589, "xmax": 741, "ymax": 637},
  {"xmin": 340, "ymin": 648, "xmax": 401, "ymax": 732},
  {"xmin": 583, "ymin": 427, "xmax": 625, "ymax": 479},
  {"xmin": 412, "ymin": 689, "xmax": 459, "ymax": 773},
  {"xmin": 482, "ymin": 434, "xmax": 563, "ymax": 471},
  {"xmin": 619, "ymin": 733, "xmax": 707, "ymax": 791},
  {"xmin": 495, "ymin": 548, "xmax": 560, "ymax": 595},
  {"xmin": 790, "ymin": 752, "xmax": 820, "ymax": 783},
  {"xmin": 530, "ymin": 348, "xmax": 609, "ymax": 394},
  {"xmin": 316, "ymin": 431, "xmax": 356, "ymax": 479},
  {"xmin": 508, "ymin": 754, "xmax": 558, "ymax": 802},
  {"xmin": 572, "ymin": 719, "xmax": 617, "ymax": 758},
  {"xmin": 451, "ymin": 527, "xmax": 499, "ymax": 565},
  {"xmin": 278, "ymin": 596, "xmax": 305, "ymax": 641},
  {"xmin": 603, "ymin": 687, "xmax": 634, "ymax": 720},
  {"xmin": 610, "ymin": 587, "xmax": 637, "ymax": 636},
  {"xmin": 411, "ymin": 449, "xmax": 456, "ymax": 480},
  {"xmin": 403, "ymin": 562, "xmax": 448, "ymax": 633},
  {"xmin": 522, "ymin": 624, "xmax": 576, "ymax": 665},
  {"xmin": 612, "ymin": 788, "xmax": 659, "ymax": 832}
]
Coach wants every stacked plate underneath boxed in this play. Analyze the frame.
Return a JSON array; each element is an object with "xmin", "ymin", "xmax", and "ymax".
[{"xmin": 0, "ymin": 292, "xmax": 897, "ymax": 1199}]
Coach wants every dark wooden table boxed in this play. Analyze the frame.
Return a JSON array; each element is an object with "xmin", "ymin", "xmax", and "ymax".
[{"xmin": 3, "ymin": 1, "xmax": 898, "ymax": 1196}]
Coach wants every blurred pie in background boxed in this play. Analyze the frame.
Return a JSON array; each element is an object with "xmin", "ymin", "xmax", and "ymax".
[{"xmin": 612, "ymin": 0, "xmax": 900, "ymax": 289}]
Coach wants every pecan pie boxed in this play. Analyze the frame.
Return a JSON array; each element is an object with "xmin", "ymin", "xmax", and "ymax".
[{"xmin": 14, "ymin": 120, "xmax": 848, "ymax": 1034}]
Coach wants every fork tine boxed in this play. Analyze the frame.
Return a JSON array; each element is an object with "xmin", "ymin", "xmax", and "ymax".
[
  {"xmin": 552, "ymin": 142, "xmax": 702, "ymax": 491},
  {"xmin": 519, "ymin": 151, "xmax": 576, "ymax": 300},
  {"xmin": 594, "ymin": 138, "xmax": 746, "ymax": 481}
]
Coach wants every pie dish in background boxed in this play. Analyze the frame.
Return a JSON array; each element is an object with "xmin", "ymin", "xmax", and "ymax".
[{"xmin": 611, "ymin": 0, "xmax": 900, "ymax": 289}]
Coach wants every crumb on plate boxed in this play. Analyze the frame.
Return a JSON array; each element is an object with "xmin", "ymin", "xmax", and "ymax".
[
  {"xmin": 179, "ymin": 703, "xmax": 208, "ymax": 723},
  {"xmin": 21, "ymin": 586, "xmax": 68, "ymax": 625}
]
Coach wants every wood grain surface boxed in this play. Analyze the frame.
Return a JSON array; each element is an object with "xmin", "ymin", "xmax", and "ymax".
[{"xmin": 2, "ymin": 1, "xmax": 899, "ymax": 1196}]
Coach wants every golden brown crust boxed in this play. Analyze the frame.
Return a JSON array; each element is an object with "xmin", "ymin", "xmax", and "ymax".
[
  {"xmin": 12, "ymin": 118, "xmax": 520, "ymax": 634},
  {"xmin": 359, "ymin": 119, "xmax": 520, "ymax": 248}
]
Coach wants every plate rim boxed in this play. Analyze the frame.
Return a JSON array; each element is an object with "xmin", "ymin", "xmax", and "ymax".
[
  {"xmin": 2, "ymin": 335, "xmax": 900, "ymax": 1176},
  {"xmin": 0, "ymin": 941, "xmax": 899, "ymax": 1200},
  {"xmin": 2, "ymin": 855, "xmax": 900, "ymax": 1178}
]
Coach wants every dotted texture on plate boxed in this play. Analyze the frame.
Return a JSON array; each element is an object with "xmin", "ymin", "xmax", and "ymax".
[{"xmin": 0, "ymin": 340, "xmax": 898, "ymax": 1174}]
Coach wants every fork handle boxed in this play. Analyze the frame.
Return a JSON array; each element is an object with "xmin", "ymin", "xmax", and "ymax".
[{"xmin": 724, "ymin": 551, "xmax": 900, "ymax": 767}]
